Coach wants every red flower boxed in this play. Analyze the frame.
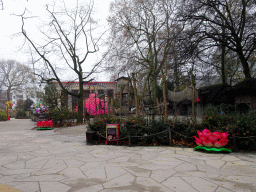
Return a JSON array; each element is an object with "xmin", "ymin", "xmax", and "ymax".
[{"xmin": 202, "ymin": 140, "xmax": 213, "ymax": 147}]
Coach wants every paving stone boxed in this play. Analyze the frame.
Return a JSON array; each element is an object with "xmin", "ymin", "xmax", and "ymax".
[
  {"xmin": 221, "ymin": 164, "xmax": 256, "ymax": 176},
  {"xmin": 135, "ymin": 177, "xmax": 174, "ymax": 192},
  {"xmin": 0, "ymin": 174, "xmax": 31, "ymax": 183},
  {"xmin": 138, "ymin": 164, "xmax": 176, "ymax": 170},
  {"xmin": 0, "ymin": 155, "xmax": 17, "ymax": 165},
  {"xmin": 39, "ymin": 181, "xmax": 71, "ymax": 192},
  {"xmin": 42, "ymin": 159, "xmax": 66, "ymax": 169},
  {"xmin": 31, "ymin": 166, "xmax": 67, "ymax": 175},
  {"xmin": 1, "ymin": 168, "xmax": 39, "ymax": 176},
  {"xmin": 123, "ymin": 166, "xmax": 151, "ymax": 177},
  {"xmin": 174, "ymin": 162, "xmax": 198, "ymax": 172},
  {"xmin": 103, "ymin": 173, "xmax": 135, "ymax": 188},
  {"xmin": 221, "ymin": 155, "xmax": 241, "ymax": 161},
  {"xmin": 177, "ymin": 157, "xmax": 206, "ymax": 165},
  {"xmin": 173, "ymin": 170, "xmax": 220, "ymax": 178},
  {"xmin": 225, "ymin": 161, "xmax": 256, "ymax": 166},
  {"xmin": 16, "ymin": 174, "xmax": 68, "ymax": 182},
  {"xmin": 7, "ymin": 181, "xmax": 40, "ymax": 192},
  {"xmin": 100, "ymin": 189, "xmax": 139, "ymax": 192},
  {"xmin": 205, "ymin": 160, "xmax": 226, "ymax": 169},
  {"xmin": 149, "ymin": 159, "xmax": 183, "ymax": 166},
  {"xmin": 162, "ymin": 177, "xmax": 198, "ymax": 192},
  {"xmin": 181, "ymin": 176, "xmax": 218, "ymax": 192},
  {"xmin": 63, "ymin": 159, "xmax": 86, "ymax": 167},
  {"xmin": 1, "ymin": 119, "xmax": 256, "ymax": 192},
  {"xmin": 153, "ymin": 154, "xmax": 187, "ymax": 161},
  {"xmin": 108, "ymin": 156, "xmax": 130, "ymax": 163},
  {"xmin": 127, "ymin": 157, "xmax": 151, "ymax": 165},
  {"xmin": 83, "ymin": 166, "xmax": 106, "ymax": 179},
  {"xmin": 236, "ymin": 155, "xmax": 256, "ymax": 163},
  {"xmin": 215, "ymin": 186, "xmax": 234, "ymax": 192},
  {"xmin": 121, "ymin": 153, "xmax": 141, "ymax": 159},
  {"xmin": 140, "ymin": 152, "xmax": 159, "ymax": 160},
  {"xmin": 150, "ymin": 168, "xmax": 177, "ymax": 182},
  {"xmin": 74, "ymin": 184, "xmax": 104, "ymax": 192},
  {"xmin": 191, "ymin": 156, "xmax": 224, "ymax": 160},
  {"xmin": 203, "ymin": 177, "xmax": 254, "ymax": 192},
  {"xmin": 106, "ymin": 162, "xmax": 139, "ymax": 167},
  {"xmin": 25, "ymin": 157, "xmax": 53, "ymax": 169},
  {"xmin": 17, "ymin": 155, "xmax": 35, "ymax": 161},
  {"xmin": 4, "ymin": 161, "xmax": 25, "ymax": 169},
  {"xmin": 59, "ymin": 167, "xmax": 87, "ymax": 178},
  {"xmin": 105, "ymin": 166, "xmax": 127, "ymax": 179},
  {"xmin": 197, "ymin": 164, "xmax": 234, "ymax": 176},
  {"xmin": 80, "ymin": 161, "xmax": 107, "ymax": 171}
]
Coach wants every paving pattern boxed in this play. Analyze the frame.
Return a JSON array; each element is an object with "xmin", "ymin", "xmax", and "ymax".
[{"xmin": 0, "ymin": 119, "xmax": 256, "ymax": 192}]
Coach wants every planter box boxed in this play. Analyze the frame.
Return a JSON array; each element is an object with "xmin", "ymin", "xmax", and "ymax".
[{"xmin": 86, "ymin": 131, "xmax": 99, "ymax": 145}]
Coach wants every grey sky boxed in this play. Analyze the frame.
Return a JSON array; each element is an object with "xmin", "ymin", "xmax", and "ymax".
[{"xmin": 0, "ymin": 0, "xmax": 112, "ymax": 81}]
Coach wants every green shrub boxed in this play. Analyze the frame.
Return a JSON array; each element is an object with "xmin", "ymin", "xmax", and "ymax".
[
  {"xmin": 88, "ymin": 105, "xmax": 256, "ymax": 150},
  {"xmin": 88, "ymin": 115, "xmax": 122, "ymax": 135},
  {"xmin": 0, "ymin": 110, "xmax": 7, "ymax": 121},
  {"xmin": 15, "ymin": 111, "xmax": 28, "ymax": 119},
  {"xmin": 199, "ymin": 105, "xmax": 256, "ymax": 150},
  {"xmin": 48, "ymin": 108, "xmax": 78, "ymax": 127},
  {"xmin": 89, "ymin": 115, "xmax": 170, "ymax": 146}
]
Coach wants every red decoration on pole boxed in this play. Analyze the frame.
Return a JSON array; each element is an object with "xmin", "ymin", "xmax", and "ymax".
[{"xmin": 5, "ymin": 101, "xmax": 12, "ymax": 121}]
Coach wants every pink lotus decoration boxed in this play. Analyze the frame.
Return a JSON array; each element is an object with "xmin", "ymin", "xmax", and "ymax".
[
  {"xmin": 37, "ymin": 120, "xmax": 53, "ymax": 128},
  {"xmin": 193, "ymin": 129, "xmax": 229, "ymax": 148}
]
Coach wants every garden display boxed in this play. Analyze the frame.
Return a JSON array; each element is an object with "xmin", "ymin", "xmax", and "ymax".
[
  {"xmin": 30, "ymin": 103, "xmax": 49, "ymax": 117},
  {"xmin": 193, "ymin": 129, "xmax": 232, "ymax": 152}
]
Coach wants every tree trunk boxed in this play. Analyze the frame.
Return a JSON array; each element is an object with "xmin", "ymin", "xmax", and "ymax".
[
  {"xmin": 161, "ymin": 70, "xmax": 168, "ymax": 121},
  {"xmin": 132, "ymin": 73, "xmax": 139, "ymax": 116},
  {"xmin": 237, "ymin": 49, "xmax": 251, "ymax": 79},
  {"xmin": 190, "ymin": 70, "xmax": 196, "ymax": 121},
  {"xmin": 174, "ymin": 55, "xmax": 180, "ymax": 91},
  {"xmin": 221, "ymin": 25, "xmax": 227, "ymax": 85},
  {"xmin": 77, "ymin": 78, "xmax": 84, "ymax": 124},
  {"xmin": 221, "ymin": 44, "xmax": 227, "ymax": 85}
]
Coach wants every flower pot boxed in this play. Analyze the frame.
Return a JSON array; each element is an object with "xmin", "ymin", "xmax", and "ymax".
[{"xmin": 86, "ymin": 131, "xmax": 99, "ymax": 145}]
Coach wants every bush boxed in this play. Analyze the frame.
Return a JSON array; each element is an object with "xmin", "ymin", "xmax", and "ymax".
[
  {"xmin": 199, "ymin": 105, "xmax": 256, "ymax": 151},
  {"xmin": 0, "ymin": 110, "xmax": 7, "ymax": 121},
  {"xmin": 89, "ymin": 115, "xmax": 170, "ymax": 146},
  {"xmin": 15, "ymin": 111, "xmax": 28, "ymax": 119},
  {"xmin": 88, "ymin": 105, "xmax": 256, "ymax": 150},
  {"xmin": 48, "ymin": 108, "xmax": 78, "ymax": 127}
]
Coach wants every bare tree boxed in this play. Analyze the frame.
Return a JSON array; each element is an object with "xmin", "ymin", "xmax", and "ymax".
[
  {"xmin": 0, "ymin": 59, "xmax": 35, "ymax": 102},
  {"xmin": 178, "ymin": 0, "xmax": 256, "ymax": 79},
  {"xmin": 106, "ymin": 0, "xmax": 183, "ymax": 113},
  {"xmin": 20, "ymin": 0, "xmax": 104, "ymax": 123}
]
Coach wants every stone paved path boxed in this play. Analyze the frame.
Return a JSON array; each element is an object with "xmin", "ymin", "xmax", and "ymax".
[{"xmin": 0, "ymin": 119, "xmax": 256, "ymax": 192}]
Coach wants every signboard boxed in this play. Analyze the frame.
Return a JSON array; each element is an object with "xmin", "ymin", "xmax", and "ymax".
[{"xmin": 106, "ymin": 124, "xmax": 119, "ymax": 144}]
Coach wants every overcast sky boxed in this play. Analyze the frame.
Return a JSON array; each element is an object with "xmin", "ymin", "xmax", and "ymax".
[{"xmin": 0, "ymin": 0, "xmax": 113, "ymax": 81}]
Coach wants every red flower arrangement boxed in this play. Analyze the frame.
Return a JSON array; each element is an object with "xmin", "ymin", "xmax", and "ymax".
[
  {"xmin": 193, "ymin": 129, "xmax": 229, "ymax": 148},
  {"xmin": 37, "ymin": 120, "xmax": 53, "ymax": 128}
]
